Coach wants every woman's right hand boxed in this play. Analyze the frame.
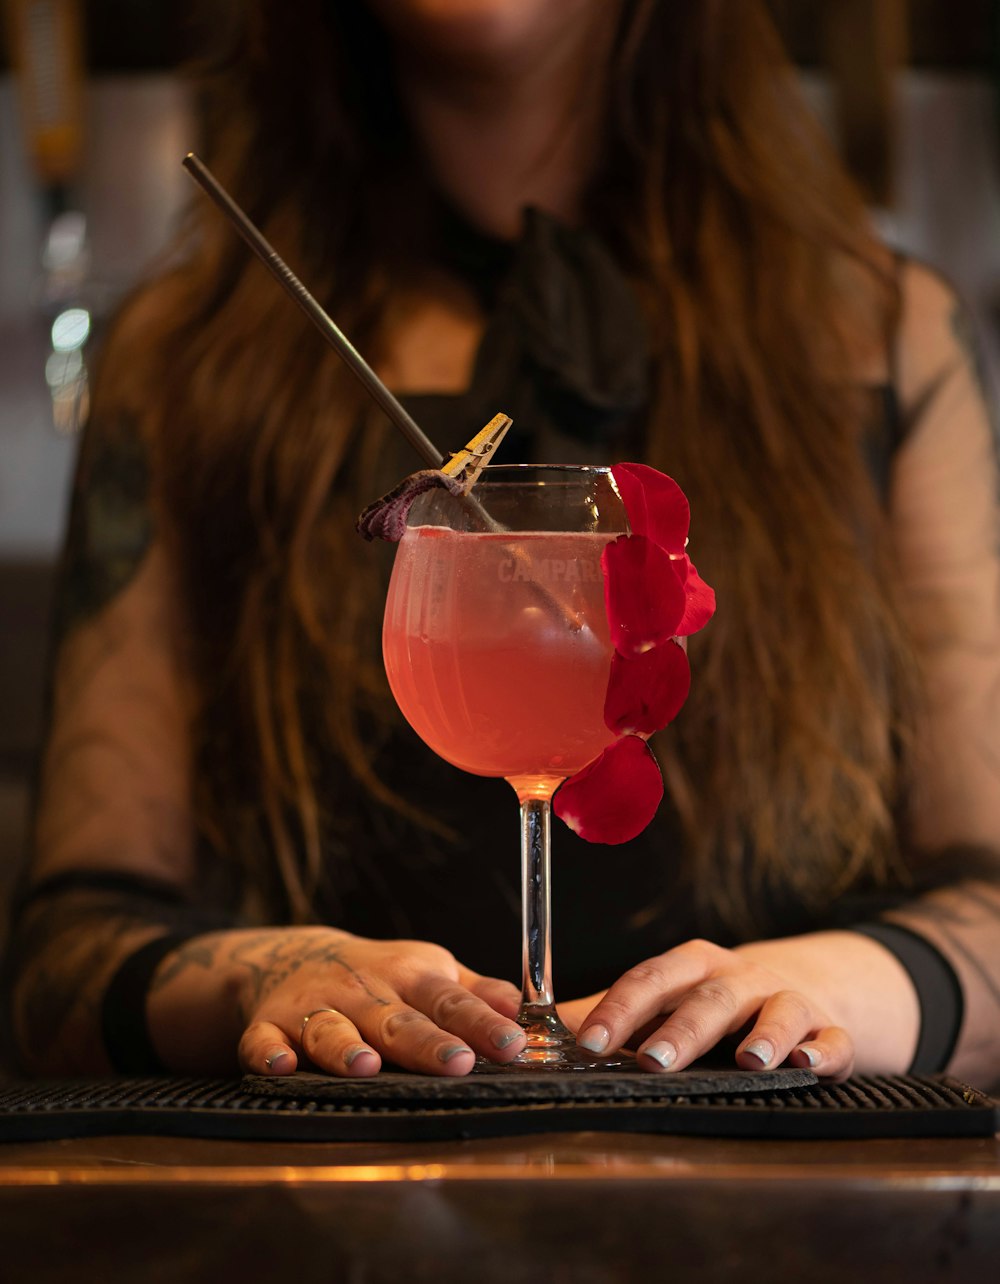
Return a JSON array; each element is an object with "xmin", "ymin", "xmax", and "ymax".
[{"xmin": 158, "ymin": 926, "xmax": 527, "ymax": 1077}]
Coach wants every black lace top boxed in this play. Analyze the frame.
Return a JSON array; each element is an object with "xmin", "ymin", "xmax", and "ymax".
[{"xmin": 13, "ymin": 204, "xmax": 999, "ymax": 1080}]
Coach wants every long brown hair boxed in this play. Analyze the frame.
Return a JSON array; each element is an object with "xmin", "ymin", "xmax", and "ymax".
[{"xmin": 91, "ymin": 0, "xmax": 917, "ymax": 931}]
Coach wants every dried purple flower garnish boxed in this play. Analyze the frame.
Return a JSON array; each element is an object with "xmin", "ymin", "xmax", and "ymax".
[
  {"xmin": 356, "ymin": 411, "xmax": 512, "ymax": 542},
  {"xmin": 356, "ymin": 470, "xmax": 467, "ymax": 542}
]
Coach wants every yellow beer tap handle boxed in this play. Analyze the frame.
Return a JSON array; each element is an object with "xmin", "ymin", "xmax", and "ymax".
[{"xmin": 4, "ymin": 0, "xmax": 85, "ymax": 187}]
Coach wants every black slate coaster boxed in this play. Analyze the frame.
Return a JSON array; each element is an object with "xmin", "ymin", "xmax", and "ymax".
[{"xmin": 243, "ymin": 1066, "xmax": 818, "ymax": 1104}]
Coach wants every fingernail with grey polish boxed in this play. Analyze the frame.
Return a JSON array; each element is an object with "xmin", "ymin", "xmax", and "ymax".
[
  {"xmin": 439, "ymin": 1044, "xmax": 473, "ymax": 1063},
  {"xmin": 492, "ymin": 1028, "xmax": 524, "ymax": 1050},
  {"xmin": 744, "ymin": 1039, "xmax": 775, "ymax": 1067},
  {"xmin": 641, "ymin": 1041, "xmax": 676, "ymax": 1070},
  {"xmin": 264, "ymin": 1047, "xmax": 291, "ymax": 1072},
  {"xmin": 578, "ymin": 1024, "xmax": 610, "ymax": 1053},
  {"xmin": 796, "ymin": 1044, "xmax": 821, "ymax": 1068}
]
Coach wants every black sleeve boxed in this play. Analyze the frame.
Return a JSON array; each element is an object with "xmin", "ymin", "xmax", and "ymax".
[
  {"xmin": 851, "ymin": 921, "xmax": 964, "ymax": 1073},
  {"xmin": 101, "ymin": 931, "xmax": 204, "ymax": 1073}
]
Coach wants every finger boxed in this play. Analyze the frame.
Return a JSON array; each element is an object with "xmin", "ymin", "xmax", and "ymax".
[
  {"xmin": 732, "ymin": 989, "xmax": 832, "ymax": 1073},
  {"xmin": 463, "ymin": 971, "xmax": 522, "ymax": 1021},
  {"xmin": 328, "ymin": 974, "xmax": 480, "ymax": 1075},
  {"xmin": 297, "ymin": 1007, "xmax": 382, "ymax": 1078},
  {"xmin": 406, "ymin": 973, "xmax": 526, "ymax": 1062},
  {"xmin": 576, "ymin": 942, "xmax": 733, "ymax": 1056},
  {"xmin": 785, "ymin": 1027, "xmax": 855, "ymax": 1080},
  {"xmin": 634, "ymin": 975, "xmax": 768, "ymax": 1072},
  {"xmin": 239, "ymin": 1019, "xmax": 299, "ymax": 1076},
  {"xmin": 344, "ymin": 997, "xmax": 475, "ymax": 1075}
]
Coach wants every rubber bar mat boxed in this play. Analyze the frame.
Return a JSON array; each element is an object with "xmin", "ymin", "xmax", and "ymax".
[{"xmin": 0, "ymin": 1072, "xmax": 995, "ymax": 1142}]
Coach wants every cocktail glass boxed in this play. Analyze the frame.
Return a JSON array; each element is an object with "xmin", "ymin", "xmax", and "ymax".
[{"xmin": 382, "ymin": 465, "xmax": 632, "ymax": 1069}]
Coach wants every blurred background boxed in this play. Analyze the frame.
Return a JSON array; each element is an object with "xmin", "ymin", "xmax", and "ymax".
[{"xmin": 1, "ymin": 0, "xmax": 999, "ymax": 919}]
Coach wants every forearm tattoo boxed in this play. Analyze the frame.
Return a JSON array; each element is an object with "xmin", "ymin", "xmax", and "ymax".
[{"xmin": 150, "ymin": 929, "xmax": 393, "ymax": 1016}]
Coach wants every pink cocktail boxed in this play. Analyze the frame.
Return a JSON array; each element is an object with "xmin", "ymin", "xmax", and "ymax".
[
  {"xmin": 384, "ymin": 527, "xmax": 617, "ymax": 798},
  {"xmin": 382, "ymin": 466, "xmax": 631, "ymax": 1068}
]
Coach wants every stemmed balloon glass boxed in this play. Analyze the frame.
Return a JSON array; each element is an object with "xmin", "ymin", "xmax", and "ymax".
[
  {"xmin": 382, "ymin": 465, "xmax": 632, "ymax": 1069},
  {"xmin": 177, "ymin": 168, "xmax": 638, "ymax": 1056}
]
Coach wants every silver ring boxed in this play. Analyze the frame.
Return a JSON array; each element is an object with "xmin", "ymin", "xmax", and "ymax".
[{"xmin": 299, "ymin": 1007, "xmax": 344, "ymax": 1043}]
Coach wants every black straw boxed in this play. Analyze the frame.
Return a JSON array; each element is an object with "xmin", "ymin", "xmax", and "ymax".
[{"xmin": 181, "ymin": 152, "xmax": 445, "ymax": 469}]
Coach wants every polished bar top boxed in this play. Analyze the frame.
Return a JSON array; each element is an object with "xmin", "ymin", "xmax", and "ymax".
[
  {"xmin": 2, "ymin": 1128, "xmax": 1000, "ymax": 1183},
  {"xmin": 2, "ymin": 1128, "xmax": 999, "ymax": 1283}
]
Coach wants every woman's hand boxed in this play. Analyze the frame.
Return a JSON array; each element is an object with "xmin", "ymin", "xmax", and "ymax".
[
  {"xmin": 150, "ymin": 926, "xmax": 526, "ymax": 1078},
  {"xmin": 566, "ymin": 938, "xmax": 855, "ymax": 1079},
  {"xmin": 238, "ymin": 928, "xmax": 527, "ymax": 1077}
]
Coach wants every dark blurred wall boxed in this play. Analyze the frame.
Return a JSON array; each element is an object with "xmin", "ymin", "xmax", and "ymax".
[
  {"xmin": 770, "ymin": 0, "xmax": 996, "ymax": 70},
  {"xmin": 1, "ymin": 1, "xmax": 994, "ymax": 71},
  {"xmin": 0, "ymin": 0, "xmax": 195, "ymax": 70}
]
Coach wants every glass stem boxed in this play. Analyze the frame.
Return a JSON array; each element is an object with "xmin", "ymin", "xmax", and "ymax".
[
  {"xmin": 520, "ymin": 796, "xmax": 553, "ymax": 1009},
  {"xmin": 517, "ymin": 795, "xmax": 571, "ymax": 1039}
]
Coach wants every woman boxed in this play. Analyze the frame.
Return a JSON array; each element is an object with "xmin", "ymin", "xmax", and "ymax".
[{"xmin": 7, "ymin": 0, "xmax": 1000, "ymax": 1085}]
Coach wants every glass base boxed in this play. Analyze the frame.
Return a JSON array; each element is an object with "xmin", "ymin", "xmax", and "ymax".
[{"xmin": 475, "ymin": 1004, "xmax": 635, "ymax": 1072}]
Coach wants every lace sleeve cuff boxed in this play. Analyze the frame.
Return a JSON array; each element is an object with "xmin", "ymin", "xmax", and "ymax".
[
  {"xmin": 852, "ymin": 921, "xmax": 964, "ymax": 1073},
  {"xmin": 101, "ymin": 932, "xmax": 203, "ymax": 1074}
]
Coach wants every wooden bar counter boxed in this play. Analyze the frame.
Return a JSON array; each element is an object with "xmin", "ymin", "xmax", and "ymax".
[{"xmin": 3, "ymin": 1123, "xmax": 1000, "ymax": 1282}]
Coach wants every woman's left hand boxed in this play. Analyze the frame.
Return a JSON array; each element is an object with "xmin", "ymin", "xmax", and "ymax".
[{"xmin": 565, "ymin": 938, "xmax": 854, "ymax": 1078}]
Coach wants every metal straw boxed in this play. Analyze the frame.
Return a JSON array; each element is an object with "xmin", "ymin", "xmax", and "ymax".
[{"xmin": 181, "ymin": 152, "xmax": 445, "ymax": 469}]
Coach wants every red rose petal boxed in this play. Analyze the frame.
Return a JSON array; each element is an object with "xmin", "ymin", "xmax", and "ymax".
[
  {"xmin": 675, "ymin": 557, "xmax": 717, "ymax": 635},
  {"xmin": 602, "ymin": 534, "xmax": 687, "ymax": 656},
  {"xmin": 554, "ymin": 735, "xmax": 664, "ymax": 844},
  {"xmin": 611, "ymin": 463, "xmax": 689, "ymax": 552},
  {"xmin": 604, "ymin": 640, "xmax": 691, "ymax": 736}
]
